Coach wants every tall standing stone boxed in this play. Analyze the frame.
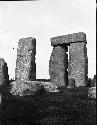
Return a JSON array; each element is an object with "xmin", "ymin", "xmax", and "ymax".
[
  {"xmin": 49, "ymin": 45, "xmax": 68, "ymax": 87},
  {"xmin": 15, "ymin": 37, "xmax": 36, "ymax": 81},
  {"xmin": 50, "ymin": 32, "xmax": 88, "ymax": 87},
  {"xmin": 0, "ymin": 58, "xmax": 9, "ymax": 87},
  {"xmin": 68, "ymin": 42, "xmax": 88, "ymax": 87}
]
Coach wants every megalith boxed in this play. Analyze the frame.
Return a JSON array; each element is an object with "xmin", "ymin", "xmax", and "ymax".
[
  {"xmin": 49, "ymin": 45, "xmax": 68, "ymax": 87},
  {"xmin": 15, "ymin": 37, "xmax": 36, "ymax": 81},
  {"xmin": 50, "ymin": 32, "xmax": 88, "ymax": 87},
  {"xmin": 0, "ymin": 58, "xmax": 9, "ymax": 87},
  {"xmin": 51, "ymin": 32, "xmax": 86, "ymax": 46},
  {"xmin": 68, "ymin": 42, "xmax": 88, "ymax": 87}
]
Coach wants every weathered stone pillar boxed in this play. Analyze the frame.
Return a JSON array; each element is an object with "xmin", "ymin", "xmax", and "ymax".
[
  {"xmin": 68, "ymin": 42, "xmax": 88, "ymax": 87},
  {"xmin": 49, "ymin": 45, "xmax": 68, "ymax": 87},
  {"xmin": 0, "ymin": 58, "xmax": 9, "ymax": 87},
  {"xmin": 50, "ymin": 32, "xmax": 88, "ymax": 87},
  {"xmin": 15, "ymin": 37, "xmax": 36, "ymax": 81}
]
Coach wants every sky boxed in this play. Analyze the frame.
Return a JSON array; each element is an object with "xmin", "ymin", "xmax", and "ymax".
[{"xmin": 0, "ymin": 0, "xmax": 96, "ymax": 79}]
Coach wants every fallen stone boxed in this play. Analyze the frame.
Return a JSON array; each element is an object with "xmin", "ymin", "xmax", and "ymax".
[
  {"xmin": 10, "ymin": 80, "xmax": 59, "ymax": 96},
  {"xmin": 10, "ymin": 80, "xmax": 45, "ymax": 96},
  {"xmin": 51, "ymin": 32, "xmax": 86, "ymax": 46}
]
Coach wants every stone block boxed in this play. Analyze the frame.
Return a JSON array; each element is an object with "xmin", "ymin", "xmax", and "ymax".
[
  {"xmin": 51, "ymin": 32, "xmax": 86, "ymax": 46},
  {"xmin": 15, "ymin": 37, "xmax": 36, "ymax": 81},
  {"xmin": 0, "ymin": 58, "xmax": 9, "ymax": 87},
  {"xmin": 10, "ymin": 80, "xmax": 59, "ymax": 96},
  {"xmin": 40, "ymin": 81, "xmax": 59, "ymax": 92},
  {"xmin": 49, "ymin": 46, "xmax": 68, "ymax": 87},
  {"xmin": 10, "ymin": 80, "xmax": 45, "ymax": 96},
  {"xmin": 68, "ymin": 42, "xmax": 88, "ymax": 87}
]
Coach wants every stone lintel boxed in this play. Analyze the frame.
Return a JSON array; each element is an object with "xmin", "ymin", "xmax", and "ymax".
[{"xmin": 51, "ymin": 32, "xmax": 86, "ymax": 46}]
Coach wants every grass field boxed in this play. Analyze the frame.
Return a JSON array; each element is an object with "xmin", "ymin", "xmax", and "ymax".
[{"xmin": 1, "ymin": 86, "xmax": 96, "ymax": 125}]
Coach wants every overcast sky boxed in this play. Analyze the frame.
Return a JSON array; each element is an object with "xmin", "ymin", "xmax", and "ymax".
[{"xmin": 0, "ymin": 0, "xmax": 96, "ymax": 79}]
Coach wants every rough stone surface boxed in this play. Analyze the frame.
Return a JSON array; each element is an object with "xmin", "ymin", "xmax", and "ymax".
[
  {"xmin": 0, "ymin": 58, "xmax": 9, "ymax": 87},
  {"xmin": 40, "ymin": 82, "xmax": 59, "ymax": 92},
  {"xmin": 68, "ymin": 42, "xmax": 88, "ymax": 87},
  {"xmin": 88, "ymin": 87, "xmax": 96, "ymax": 99},
  {"xmin": 51, "ymin": 32, "xmax": 86, "ymax": 46},
  {"xmin": 49, "ymin": 45, "xmax": 68, "ymax": 87},
  {"xmin": 93, "ymin": 75, "xmax": 96, "ymax": 87},
  {"xmin": 87, "ymin": 78, "xmax": 95, "ymax": 87},
  {"xmin": 10, "ymin": 80, "xmax": 59, "ymax": 96},
  {"xmin": 67, "ymin": 78, "xmax": 75, "ymax": 88},
  {"xmin": 10, "ymin": 80, "xmax": 45, "ymax": 96},
  {"xmin": 15, "ymin": 37, "xmax": 36, "ymax": 81}
]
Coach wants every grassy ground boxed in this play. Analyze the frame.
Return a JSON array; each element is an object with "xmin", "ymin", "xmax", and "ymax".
[{"xmin": 1, "ymin": 86, "xmax": 96, "ymax": 125}]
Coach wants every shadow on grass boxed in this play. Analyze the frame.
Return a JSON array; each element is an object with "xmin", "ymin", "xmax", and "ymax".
[{"xmin": 1, "ymin": 86, "xmax": 96, "ymax": 125}]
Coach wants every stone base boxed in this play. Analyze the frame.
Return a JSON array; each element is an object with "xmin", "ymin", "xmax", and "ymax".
[
  {"xmin": 88, "ymin": 87, "xmax": 96, "ymax": 99},
  {"xmin": 67, "ymin": 78, "xmax": 75, "ymax": 88}
]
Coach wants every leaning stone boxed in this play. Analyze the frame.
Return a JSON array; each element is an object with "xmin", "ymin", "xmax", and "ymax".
[
  {"xmin": 88, "ymin": 87, "xmax": 96, "ymax": 99},
  {"xmin": 0, "ymin": 58, "xmax": 9, "ymax": 87},
  {"xmin": 15, "ymin": 37, "xmax": 36, "ymax": 81},
  {"xmin": 10, "ymin": 80, "xmax": 45, "ymax": 96},
  {"xmin": 51, "ymin": 32, "xmax": 86, "ymax": 46},
  {"xmin": 49, "ymin": 45, "xmax": 68, "ymax": 87}
]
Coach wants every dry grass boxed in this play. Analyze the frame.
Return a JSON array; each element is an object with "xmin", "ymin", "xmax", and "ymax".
[{"xmin": 1, "ymin": 86, "xmax": 96, "ymax": 125}]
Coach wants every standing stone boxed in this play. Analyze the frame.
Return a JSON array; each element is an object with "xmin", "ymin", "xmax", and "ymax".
[
  {"xmin": 0, "ymin": 58, "xmax": 9, "ymax": 87},
  {"xmin": 49, "ymin": 45, "xmax": 68, "ymax": 87},
  {"xmin": 50, "ymin": 32, "xmax": 88, "ymax": 87},
  {"xmin": 15, "ymin": 37, "xmax": 36, "ymax": 81},
  {"xmin": 68, "ymin": 42, "xmax": 88, "ymax": 87}
]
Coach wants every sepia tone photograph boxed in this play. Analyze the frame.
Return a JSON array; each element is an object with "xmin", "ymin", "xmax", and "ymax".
[{"xmin": 0, "ymin": 0, "xmax": 96, "ymax": 125}]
